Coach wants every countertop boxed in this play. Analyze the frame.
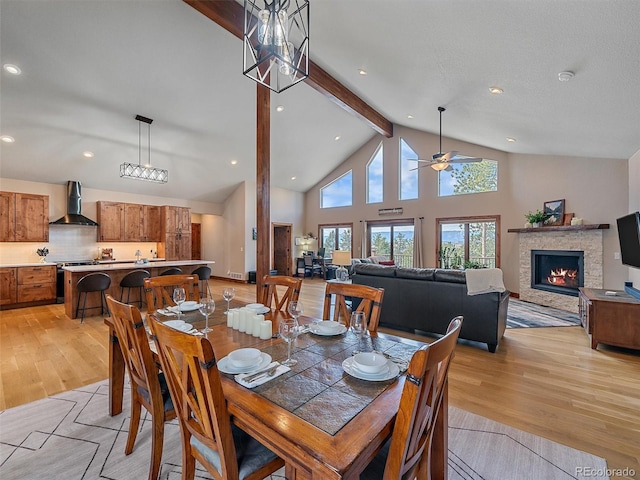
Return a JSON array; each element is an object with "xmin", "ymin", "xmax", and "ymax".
[
  {"xmin": 61, "ymin": 259, "xmax": 215, "ymax": 273},
  {"xmin": 0, "ymin": 262, "xmax": 58, "ymax": 268}
]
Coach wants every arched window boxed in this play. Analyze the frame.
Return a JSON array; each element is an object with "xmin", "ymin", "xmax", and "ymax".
[
  {"xmin": 320, "ymin": 170, "xmax": 353, "ymax": 208},
  {"xmin": 367, "ymin": 143, "xmax": 383, "ymax": 204},
  {"xmin": 399, "ymin": 138, "xmax": 418, "ymax": 200}
]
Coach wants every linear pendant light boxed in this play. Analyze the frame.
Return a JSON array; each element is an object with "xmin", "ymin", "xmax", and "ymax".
[{"xmin": 120, "ymin": 114, "xmax": 168, "ymax": 183}]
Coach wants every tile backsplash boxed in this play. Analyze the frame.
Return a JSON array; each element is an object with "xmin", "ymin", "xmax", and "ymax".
[{"xmin": 0, "ymin": 225, "xmax": 158, "ymax": 264}]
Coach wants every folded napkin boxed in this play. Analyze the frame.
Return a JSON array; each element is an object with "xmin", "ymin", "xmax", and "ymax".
[
  {"xmin": 465, "ymin": 268, "xmax": 506, "ymax": 296},
  {"xmin": 235, "ymin": 362, "xmax": 290, "ymax": 388},
  {"xmin": 157, "ymin": 308, "xmax": 177, "ymax": 316}
]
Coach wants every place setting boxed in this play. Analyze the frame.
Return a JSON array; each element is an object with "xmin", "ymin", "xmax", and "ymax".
[{"xmin": 218, "ymin": 348, "xmax": 291, "ymax": 388}]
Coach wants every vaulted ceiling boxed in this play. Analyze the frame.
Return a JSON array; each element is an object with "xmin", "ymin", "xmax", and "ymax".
[{"xmin": 1, "ymin": 0, "xmax": 638, "ymax": 204}]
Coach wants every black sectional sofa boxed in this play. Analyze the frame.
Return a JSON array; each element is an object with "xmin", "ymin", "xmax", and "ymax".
[{"xmin": 352, "ymin": 263, "xmax": 509, "ymax": 352}]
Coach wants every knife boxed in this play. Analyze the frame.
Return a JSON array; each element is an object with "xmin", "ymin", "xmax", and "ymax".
[{"xmin": 243, "ymin": 363, "xmax": 279, "ymax": 383}]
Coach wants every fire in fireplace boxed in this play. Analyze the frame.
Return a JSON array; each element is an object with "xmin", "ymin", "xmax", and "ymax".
[{"xmin": 531, "ymin": 250, "xmax": 584, "ymax": 296}]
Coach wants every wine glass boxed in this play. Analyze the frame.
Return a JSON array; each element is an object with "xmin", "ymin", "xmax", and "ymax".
[
  {"xmin": 350, "ymin": 311, "xmax": 367, "ymax": 354},
  {"xmin": 199, "ymin": 296, "xmax": 216, "ymax": 333},
  {"xmin": 222, "ymin": 287, "xmax": 235, "ymax": 315},
  {"xmin": 287, "ymin": 300, "xmax": 303, "ymax": 321},
  {"xmin": 173, "ymin": 287, "xmax": 186, "ymax": 320},
  {"xmin": 279, "ymin": 317, "xmax": 299, "ymax": 367}
]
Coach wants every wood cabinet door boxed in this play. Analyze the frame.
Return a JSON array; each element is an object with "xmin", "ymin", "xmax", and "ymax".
[
  {"xmin": 178, "ymin": 207, "xmax": 191, "ymax": 234},
  {"xmin": 178, "ymin": 234, "xmax": 192, "ymax": 260},
  {"xmin": 97, "ymin": 201, "xmax": 124, "ymax": 241},
  {"xmin": 0, "ymin": 192, "xmax": 16, "ymax": 242},
  {"xmin": 162, "ymin": 206, "xmax": 177, "ymax": 234},
  {"xmin": 143, "ymin": 205, "xmax": 162, "ymax": 241},
  {"xmin": 17, "ymin": 266, "xmax": 56, "ymax": 284},
  {"xmin": 124, "ymin": 203, "xmax": 143, "ymax": 242},
  {"xmin": 15, "ymin": 193, "xmax": 49, "ymax": 242},
  {"xmin": 0, "ymin": 268, "xmax": 17, "ymax": 305}
]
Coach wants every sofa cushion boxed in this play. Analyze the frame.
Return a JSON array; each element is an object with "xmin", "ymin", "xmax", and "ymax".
[
  {"xmin": 395, "ymin": 267, "xmax": 436, "ymax": 281},
  {"xmin": 433, "ymin": 269, "xmax": 467, "ymax": 284},
  {"xmin": 353, "ymin": 263, "xmax": 396, "ymax": 277}
]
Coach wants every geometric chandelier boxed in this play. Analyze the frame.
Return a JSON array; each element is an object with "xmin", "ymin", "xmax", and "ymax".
[
  {"xmin": 120, "ymin": 114, "xmax": 168, "ymax": 183},
  {"xmin": 243, "ymin": 0, "xmax": 309, "ymax": 93}
]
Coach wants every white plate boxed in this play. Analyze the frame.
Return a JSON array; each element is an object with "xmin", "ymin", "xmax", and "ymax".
[
  {"xmin": 308, "ymin": 323, "xmax": 347, "ymax": 336},
  {"xmin": 246, "ymin": 303, "xmax": 265, "ymax": 309},
  {"xmin": 342, "ymin": 357, "xmax": 399, "ymax": 381},
  {"xmin": 163, "ymin": 320, "xmax": 192, "ymax": 332},
  {"xmin": 179, "ymin": 301, "xmax": 201, "ymax": 312},
  {"xmin": 218, "ymin": 352, "xmax": 272, "ymax": 374}
]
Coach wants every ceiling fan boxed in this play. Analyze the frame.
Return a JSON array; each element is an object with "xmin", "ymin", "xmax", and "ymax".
[{"xmin": 411, "ymin": 107, "xmax": 483, "ymax": 171}]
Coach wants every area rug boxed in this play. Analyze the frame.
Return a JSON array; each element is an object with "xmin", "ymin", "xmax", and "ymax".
[
  {"xmin": 0, "ymin": 380, "xmax": 608, "ymax": 479},
  {"xmin": 507, "ymin": 298, "xmax": 581, "ymax": 328}
]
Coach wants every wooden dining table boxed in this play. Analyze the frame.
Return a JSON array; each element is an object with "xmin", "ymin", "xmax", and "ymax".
[{"xmin": 104, "ymin": 299, "xmax": 447, "ymax": 480}]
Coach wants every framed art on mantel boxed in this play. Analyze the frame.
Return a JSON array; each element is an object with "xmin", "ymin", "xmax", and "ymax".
[{"xmin": 544, "ymin": 199, "xmax": 565, "ymax": 226}]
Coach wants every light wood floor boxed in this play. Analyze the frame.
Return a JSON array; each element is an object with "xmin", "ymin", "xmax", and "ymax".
[{"xmin": 1, "ymin": 278, "xmax": 639, "ymax": 478}]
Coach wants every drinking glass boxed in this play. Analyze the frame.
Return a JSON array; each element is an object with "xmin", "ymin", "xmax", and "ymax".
[
  {"xmin": 350, "ymin": 311, "xmax": 367, "ymax": 354},
  {"xmin": 199, "ymin": 296, "xmax": 216, "ymax": 333},
  {"xmin": 279, "ymin": 317, "xmax": 299, "ymax": 367},
  {"xmin": 287, "ymin": 300, "xmax": 303, "ymax": 321},
  {"xmin": 222, "ymin": 287, "xmax": 235, "ymax": 315},
  {"xmin": 173, "ymin": 287, "xmax": 186, "ymax": 320}
]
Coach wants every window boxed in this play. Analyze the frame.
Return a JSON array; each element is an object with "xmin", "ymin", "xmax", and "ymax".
[
  {"xmin": 320, "ymin": 171, "xmax": 352, "ymax": 208},
  {"xmin": 320, "ymin": 224, "xmax": 352, "ymax": 253},
  {"xmin": 367, "ymin": 143, "xmax": 383, "ymax": 204},
  {"xmin": 438, "ymin": 160, "xmax": 498, "ymax": 197},
  {"xmin": 436, "ymin": 216, "xmax": 500, "ymax": 269},
  {"xmin": 399, "ymin": 138, "xmax": 418, "ymax": 200},
  {"xmin": 368, "ymin": 219, "xmax": 414, "ymax": 267}
]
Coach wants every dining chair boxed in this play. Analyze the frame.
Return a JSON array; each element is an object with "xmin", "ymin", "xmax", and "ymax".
[
  {"xmin": 322, "ymin": 282, "xmax": 385, "ymax": 332},
  {"xmin": 303, "ymin": 255, "xmax": 314, "ymax": 277},
  {"xmin": 360, "ymin": 316, "xmax": 463, "ymax": 480},
  {"xmin": 147, "ymin": 314, "xmax": 285, "ymax": 480},
  {"xmin": 105, "ymin": 295, "xmax": 176, "ymax": 480},
  {"xmin": 259, "ymin": 275, "xmax": 302, "ymax": 312},
  {"xmin": 143, "ymin": 274, "xmax": 200, "ymax": 314}
]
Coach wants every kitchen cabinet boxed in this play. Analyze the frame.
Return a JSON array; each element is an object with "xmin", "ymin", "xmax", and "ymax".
[
  {"xmin": 0, "ymin": 191, "xmax": 49, "ymax": 242},
  {"xmin": 97, "ymin": 201, "xmax": 125, "ymax": 241},
  {"xmin": 162, "ymin": 206, "xmax": 191, "ymax": 234},
  {"xmin": 143, "ymin": 205, "xmax": 162, "ymax": 242},
  {"xmin": 123, "ymin": 203, "xmax": 143, "ymax": 242},
  {"xmin": 0, "ymin": 268, "xmax": 17, "ymax": 305},
  {"xmin": 159, "ymin": 206, "xmax": 191, "ymax": 260},
  {"xmin": 17, "ymin": 266, "xmax": 56, "ymax": 303}
]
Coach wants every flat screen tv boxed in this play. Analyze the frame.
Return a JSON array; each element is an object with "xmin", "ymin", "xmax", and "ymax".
[{"xmin": 616, "ymin": 212, "xmax": 640, "ymax": 269}]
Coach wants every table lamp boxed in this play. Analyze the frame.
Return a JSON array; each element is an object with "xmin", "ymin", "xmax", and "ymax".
[
  {"xmin": 332, "ymin": 250, "xmax": 352, "ymax": 282},
  {"xmin": 135, "ymin": 249, "xmax": 142, "ymax": 263}
]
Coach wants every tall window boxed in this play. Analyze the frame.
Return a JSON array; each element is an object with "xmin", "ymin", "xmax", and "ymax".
[
  {"xmin": 436, "ymin": 216, "xmax": 500, "ymax": 269},
  {"xmin": 367, "ymin": 143, "xmax": 383, "ymax": 204},
  {"xmin": 320, "ymin": 170, "xmax": 353, "ymax": 208},
  {"xmin": 438, "ymin": 160, "xmax": 498, "ymax": 197},
  {"xmin": 320, "ymin": 224, "xmax": 352, "ymax": 253},
  {"xmin": 399, "ymin": 138, "xmax": 418, "ymax": 200},
  {"xmin": 368, "ymin": 219, "xmax": 414, "ymax": 267}
]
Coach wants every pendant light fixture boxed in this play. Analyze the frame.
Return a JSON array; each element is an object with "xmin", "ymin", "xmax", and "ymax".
[
  {"xmin": 120, "ymin": 114, "xmax": 168, "ymax": 183},
  {"xmin": 243, "ymin": 0, "xmax": 309, "ymax": 93}
]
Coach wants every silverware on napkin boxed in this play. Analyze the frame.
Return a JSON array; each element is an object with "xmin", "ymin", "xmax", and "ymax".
[{"xmin": 243, "ymin": 363, "xmax": 279, "ymax": 383}]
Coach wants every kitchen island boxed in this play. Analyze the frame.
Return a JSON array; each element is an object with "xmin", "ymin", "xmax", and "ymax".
[{"xmin": 62, "ymin": 260, "xmax": 215, "ymax": 319}]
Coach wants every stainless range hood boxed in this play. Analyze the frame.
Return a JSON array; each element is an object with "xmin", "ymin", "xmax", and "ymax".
[{"xmin": 50, "ymin": 181, "xmax": 99, "ymax": 226}]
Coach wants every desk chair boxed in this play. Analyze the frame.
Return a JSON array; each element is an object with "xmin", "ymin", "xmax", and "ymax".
[
  {"xmin": 322, "ymin": 282, "xmax": 385, "ymax": 332},
  {"xmin": 148, "ymin": 315, "xmax": 285, "ymax": 480},
  {"xmin": 143, "ymin": 274, "xmax": 200, "ymax": 314},
  {"xmin": 360, "ymin": 317, "xmax": 463, "ymax": 479},
  {"xmin": 260, "ymin": 275, "xmax": 302, "ymax": 312},
  {"xmin": 76, "ymin": 272, "xmax": 111, "ymax": 322},
  {"xmin": 106, "ymin": 296, "xmax": 176, "ymax": 480}
]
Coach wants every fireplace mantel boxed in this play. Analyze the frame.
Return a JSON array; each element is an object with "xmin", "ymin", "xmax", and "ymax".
[{"xmin": 508, "ymin": 224, "xmax": 609, "ymax": 233}]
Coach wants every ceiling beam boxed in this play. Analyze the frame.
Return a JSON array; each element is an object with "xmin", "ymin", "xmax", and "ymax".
[{"xmin": 183, "ymin": 0, "xmax": 393, "ymax": 138}]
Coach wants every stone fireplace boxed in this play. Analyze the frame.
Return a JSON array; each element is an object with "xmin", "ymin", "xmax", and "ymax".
[{"xmin": 509, "ymin": 225, "xmax": 608, "ymax": 312}]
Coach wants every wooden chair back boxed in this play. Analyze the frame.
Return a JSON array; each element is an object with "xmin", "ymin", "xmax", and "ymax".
[
  {"xmin": 148, "ymin": 315, "xmax": 284, "ymax": 479},
  {"xmin": 322, "ymin": 282, "xmax": 385, "ymax": 332},
  {"xmin": 144, "ymin": 274, "xmax": 200, "ymax": 314},
  {"xmin": 105, "ymin": 295, "xmax": 175, "ymax": 479},
  {"xmin": 259, "ymin": 275, "xmax": 302, "ymax": 312},
  {"xmin": 383, "ymin": 316, "xmax": 463, "ymax": 479}
]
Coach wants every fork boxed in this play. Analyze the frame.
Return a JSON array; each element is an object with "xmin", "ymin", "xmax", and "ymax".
[{"xmin": 243, "ymin": 364, "xmax": 279, "ymax": 383}]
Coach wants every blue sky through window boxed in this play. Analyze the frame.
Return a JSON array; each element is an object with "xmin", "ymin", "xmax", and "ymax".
[
  {"xmin": 321, "ymin": 170, "xmax": 353, "ymax": 208},
  {"xmin": 400, "ymin": 138, "xmax": 418, "ymax": 200},
  {"xmin": 367, "ymin": 143, "xmax": 383, "ymax": 203}
]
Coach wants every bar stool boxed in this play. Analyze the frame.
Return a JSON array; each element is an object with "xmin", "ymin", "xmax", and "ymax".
[
  {"xmin": 160, "ymin": 267, "xmax": 182, "ymax": 276},
  {"xmin": 119, "ymin": 269, "xmax": 150, "ymax": 308},
  {"xmin": 76, "ymin": 272, "xmax": 111, "ymax": 323},
  {"xmin": 191, "ymin": 266, "xmax": 212, "ymax": 298}
]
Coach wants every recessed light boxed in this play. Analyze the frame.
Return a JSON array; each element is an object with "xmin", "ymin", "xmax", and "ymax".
[
  {"xmin": 0, "ymin": 135, "xmax": 15, "ymax": 143},
  {"xmin": 407, "ymin": 114, "xmax": 414, "ymax": 119},
  {"xmin": 290, "ymin": 176, "xmax": 296, "ymax": 180},
  {"xmin": 358, "ymin": 69, "xmax": 367, "ymax": 76},
  {"xmin": 276, "ymin": 105, "xmax": 284, "ymax": 112},
  {"xmin": 334, "ymin": 135, "xmax": 341, "ymax": 141},
  {"xmin": 3, "ymin": 64, "xmax": 21, "ymax": 75},
  {"xmin": 558, "ymin": 71, "xmax": 574, "ymax": 82},
  {"xmin": 231, "ymin": 160, "xmax": 238, "ymax": 165},
  {"xmin": 489, "ymin": 86, "xmax": 503, "ymax": 95},
  {"xmin": 506, "ymin": 137, "xmax": 516, "ymax": 143},
  {"xmin": 82, "ymin": 151, "xmax": 94, "ymax": 158}
]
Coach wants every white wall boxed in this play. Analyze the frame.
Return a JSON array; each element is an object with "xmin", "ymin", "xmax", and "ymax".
[{"xmin": 627, "ymin": 149, "xmax": 640, "ymax": 287}]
